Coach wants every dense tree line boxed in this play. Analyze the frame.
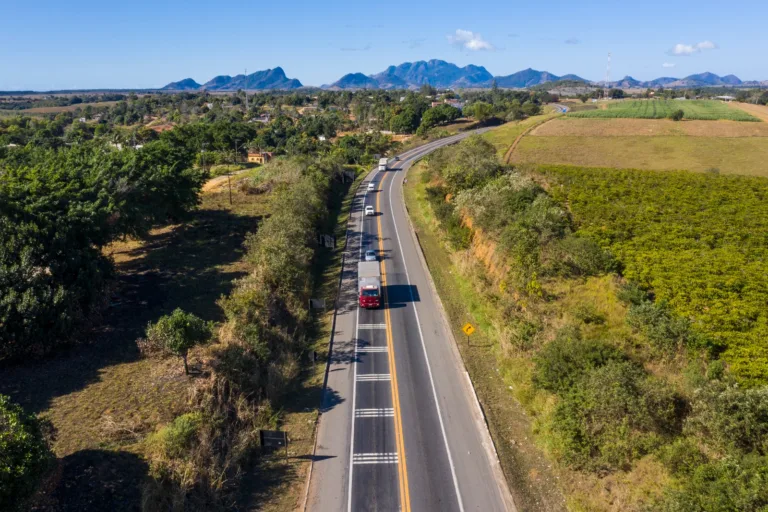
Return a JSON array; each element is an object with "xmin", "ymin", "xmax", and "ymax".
[{"xmin": 0, "ymin": 139, "xmax": 205, "ymax": 360}]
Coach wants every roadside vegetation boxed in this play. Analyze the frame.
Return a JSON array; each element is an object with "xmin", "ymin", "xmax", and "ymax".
[
  {"xmin": 568, "ymin": 99, "xmax": 759, "ymax": 121},
  {"xmin": 405, "ymin": 131, "xmax": 768, "ymax": 511}
]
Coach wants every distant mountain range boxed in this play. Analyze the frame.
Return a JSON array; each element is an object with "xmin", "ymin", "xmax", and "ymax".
[
  {"xmin": 159, "ymin": 60, "xmax": 767, "ymax": 91},
  {"xmin": 325, "ymin": 60, "xmax": 586, "ymax": 90},
  {"xmin": 606, "ymin": 72, "xmax": 768, "ymax": 89},
  {"xmin": 161, "ymin": 67, "xmax": 302, "ymax": 91}
]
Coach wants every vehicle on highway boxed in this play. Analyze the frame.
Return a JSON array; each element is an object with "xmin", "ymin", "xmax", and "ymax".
[
  {"xmin": 358, "ymin": 261, "xmax": 381, "ymax": 308},
  {"xmin": 378, "ymin": 157, "xmax": 388, "ymax": 171},
  {"xmin": 367, "ymin": 182, "xmax": 375, "ymax": 191},
  {"xmin": 392, "ymin": 155, "xmax": 400, "ymax": 161},
  {"xmin": 364, "ymin": 249, "xmax": 377, "ymax": 262},
  {"xmin": 364, "ymin": 205, "xmax": 374, "ymax": 216}
]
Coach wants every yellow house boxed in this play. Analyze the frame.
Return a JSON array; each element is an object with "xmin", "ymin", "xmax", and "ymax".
[{"xmin": 247, "ymin": 151, "xmax": 273, "ymax": 164}]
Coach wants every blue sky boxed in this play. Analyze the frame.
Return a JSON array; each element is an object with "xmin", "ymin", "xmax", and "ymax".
[{"xmin": 1, "ymin": 0, "xmax": 766, "ymax": 90}]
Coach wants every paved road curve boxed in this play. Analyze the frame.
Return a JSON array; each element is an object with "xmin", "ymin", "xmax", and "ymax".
[{"xmin": 307, "ymin": 132, "xmax": 515, "ymax": 512}]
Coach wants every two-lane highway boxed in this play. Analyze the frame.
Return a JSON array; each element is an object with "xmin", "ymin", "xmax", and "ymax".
[{"xmin": 307, "ymin": 132, "xmax": 514, "ymax": 511}]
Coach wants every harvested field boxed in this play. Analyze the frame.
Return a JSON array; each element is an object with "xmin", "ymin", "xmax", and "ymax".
[
  {"xmin": 0, "ymin": 101, "xmax": 119, "ymax": 115},
  {"xmin": 730, "ymin": 102, "xmax": 768, "ymax": 122},
  {"xmin": 531, "ymin": 118, "xmax": 768, "ymax": 137},
  {"xmin": 512, "ymin": 135, "xmax": 768, "ymax": 176}
]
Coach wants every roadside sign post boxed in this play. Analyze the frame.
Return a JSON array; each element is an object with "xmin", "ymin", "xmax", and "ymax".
[
  {"xmin": 260, "ymin": 429, "xmax": 289, "ymax": 460},
  {"xmin": 462, "ymin": 323, "xmax": 475, "ymax": 347}
]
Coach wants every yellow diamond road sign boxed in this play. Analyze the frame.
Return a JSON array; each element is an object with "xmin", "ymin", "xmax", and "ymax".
[{"xmin": 462, "ymin": 323, "xmax": 475, "ymax": 336}]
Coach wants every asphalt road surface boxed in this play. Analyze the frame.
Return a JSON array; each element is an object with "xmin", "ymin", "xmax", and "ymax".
[{"xmin": 306, "ymin": 132, "xmax": 515, "ymax": 512}]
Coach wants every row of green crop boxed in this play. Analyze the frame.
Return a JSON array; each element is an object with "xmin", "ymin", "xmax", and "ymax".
[
  {"xmin": 539, "ymin": 165, "xmax": 768, "ymax": 385},
  {"xmin": 569, "ymin": 100, "xmax": 759, "ymax": 122}
]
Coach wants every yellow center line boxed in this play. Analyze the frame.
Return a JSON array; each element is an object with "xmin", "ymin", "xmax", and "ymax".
[{"xmin": 376, "ymin": 170, "xmax": 411, "ymax": 512}]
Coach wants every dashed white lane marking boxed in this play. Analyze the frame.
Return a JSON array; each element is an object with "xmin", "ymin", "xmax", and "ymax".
[
  {"xmin": 358, "ymin": 323, "xmax": 387, "ymax": 329},
  {"xmin": 356, "ymin": 346, "xmax": 389, "ymax": 353},
  {"xmin": 353, "ymin": 453, "xmax": 399, "ymax": 464},
  {"xmin": 356, "ymin": 373, "xmax": 391, "ymax": 381},
  {"xmin": 355, "ymin": 408, "xmax": 395, "ymax": 418}
]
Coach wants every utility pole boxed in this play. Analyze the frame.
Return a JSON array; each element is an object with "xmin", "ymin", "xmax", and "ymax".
[
  {"xmin": 245, "ymin": 68, "xmax": 249, "ymax": 113},
  {"xmin": 229, "ymin": 139, "xmax": 239, "ymax": 205}
]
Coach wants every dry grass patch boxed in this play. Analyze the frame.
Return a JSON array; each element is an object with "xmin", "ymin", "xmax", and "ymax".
[
  {"xmin": 532, "ymin": 117, "xmax": 768, "ymax": 137},
  {"xmin": 0, "ymin": 101, "xmax": 119, "ymax": 116},
  {"xmin": 512, "ymin": 135, "xmax": 768, "ymax": 176},
  {"xmin": 481, "ymin": 113, "xmax": 561, "ymax": 158},
  {"xmin": 729, "ymin": 102, "xmax": 768, "ymax": 122}
]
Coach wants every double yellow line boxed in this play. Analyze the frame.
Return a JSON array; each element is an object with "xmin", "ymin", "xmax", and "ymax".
[{"xmin": 375, "ymin": 170, "xmax": 411, "ymax": 512}]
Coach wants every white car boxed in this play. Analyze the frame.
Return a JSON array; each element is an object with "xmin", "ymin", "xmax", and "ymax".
[
  {"xmin": 367, "ymin": 183, "xmax": 376, "ymax": 191},
  {"xmin": 365, "ymin": 206, "xmax": 375, "ymax": 216},
  {"xmin": 364, "ymin": 250, "xmax": 377, "ymax": 262}
]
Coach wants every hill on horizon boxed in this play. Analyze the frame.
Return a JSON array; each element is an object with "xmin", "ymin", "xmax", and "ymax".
[
  {"xmin": 152, "ymin": 60, "xmax": 766, "ymax": 92},
  {"xmin": 161, "ymin": 67, "xmax": 302, "ymax": 91}
]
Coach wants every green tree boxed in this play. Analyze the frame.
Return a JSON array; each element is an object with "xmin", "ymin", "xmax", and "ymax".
[
  {"xmin": 145, "ymin": 309, "xmax": 212, "ymax": 374},
  {"xmin": 467, "ymin": 101, "xmax": 493, "ymax": 122},
  {"xmin": 0, "ymin": 395, "xmax": 54, "ymax": 511}
]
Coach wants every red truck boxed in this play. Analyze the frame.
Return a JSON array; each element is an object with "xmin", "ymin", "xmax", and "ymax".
[{"xmin": 358, "ymin": 261, "xmax": 381, "ymax": 308}]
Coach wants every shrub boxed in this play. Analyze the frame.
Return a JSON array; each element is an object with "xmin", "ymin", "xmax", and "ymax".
[
  {"xmin": 0, "ymin": 395, "xmax": 55, "ymax": 511},
  {"xmin": 145, "ymin": 309, "xmax": 212, "ymax": 374},
  {"xmin": 532, "ymin": 327, "xmax": 625, "ymax": 394},
  {"xmin": 668, "ymin": 109, "xmax": 684, "ymax": 121},
  {"xmin": 616, "ymin": 281, "xmax": 649, "ymax": 306},
  {"xmin": 572, "ymin": 303, "xmax": 606, "ymax": 325},
  {"xmin": 436, "ymin": 136, "xmax": 502, "ymax": 193},
  {"xmin": 551, "ymin": 360, "xmax": 681, "ymax": 471},
  {"xmin": 551, "ymin": 234, "xmax": 615, "ymax": 277},
  {"xmin": 655, "ymin": 454, "xmax": 768, "ymax": 512},
  {"xmin": 684, "ymin": 382, "xmax": 768, "ymax": 456},
  {"xmin": 626, "ymin": 301, "xmax": 713, "ymax": 354},
  {"xmin": 146, "ymin": 412, "xmax": 204, "ymax": 459}
]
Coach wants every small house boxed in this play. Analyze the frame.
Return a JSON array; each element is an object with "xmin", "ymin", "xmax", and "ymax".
[{"xmin": 247, "ymin": 151, "xmax": 273, "ymax": 164}]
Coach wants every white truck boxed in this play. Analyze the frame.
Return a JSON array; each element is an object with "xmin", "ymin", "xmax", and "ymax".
[
  {"xmin": 378, "ymin": 158, "xmax": 388, "ymax": 172},
  {"xmin": 358, "ymin": 261, "xmax": 381, "ymax": 309}
]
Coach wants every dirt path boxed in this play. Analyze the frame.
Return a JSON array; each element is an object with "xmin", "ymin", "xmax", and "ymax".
[
  {"xmin": 202, "ymin": 169, "xmax": 250, "ymax": 192},
  {"xmin": 503, "ymin": 115, "xmax": 560, "ymax": 164}
]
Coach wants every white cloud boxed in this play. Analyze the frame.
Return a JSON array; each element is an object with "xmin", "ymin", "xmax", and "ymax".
[
  {"xmin": 662, "ymin": 62, "xmax": 676, "ymax": 68},
  {"xmin": 448, "ymin": 29, "xmax": 494, "ymax": 51},
  {"xmin": 669, "ymin": 40, "xmax": 718, "ymax": 56}
]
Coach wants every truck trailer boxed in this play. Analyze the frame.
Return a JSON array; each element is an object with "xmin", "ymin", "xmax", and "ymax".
[
  {"xmin": 358, "ymin": 261, "xmax": 381, "ymax": 308},
  {"xmin": 378, "ymin": 158, "xmax": 388, "ymax": 172}
]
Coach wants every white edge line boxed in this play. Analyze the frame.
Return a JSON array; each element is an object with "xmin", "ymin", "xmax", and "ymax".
[{"xmin": 388, "ymin": 138, "xmax": 467, "ymax": 512}]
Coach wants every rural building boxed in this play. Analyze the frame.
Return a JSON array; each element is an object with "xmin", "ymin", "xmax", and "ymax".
[
  {"xmin": 715, "ymin": 95, "xmax": 736, "ymax": 102},
  {"xmin": 249, "ymin": 114, "xmax": 270, "ymax": 124},
  {"xmin": 247, "ymin": 151, "xmax": 273, "ymax": 164}
]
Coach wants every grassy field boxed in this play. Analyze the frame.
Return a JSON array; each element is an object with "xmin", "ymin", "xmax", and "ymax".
[
  {"xmin": 0, "ymin": 100, "xmax": 119, "ymax": 116},
  {"xmin": 481, "ymin": 112, "xmax": 561, "ymax": 158},
  {"xmin": 568, "ymin": 100, "xmax": 759, "ymax": 121},
  {"xmin": 511, "ymin": 135, "xmax": 768, "ymax": 176},
  {"xmin": 532, "ymin": 117, "xmax": 768, "ymax": 137}
]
